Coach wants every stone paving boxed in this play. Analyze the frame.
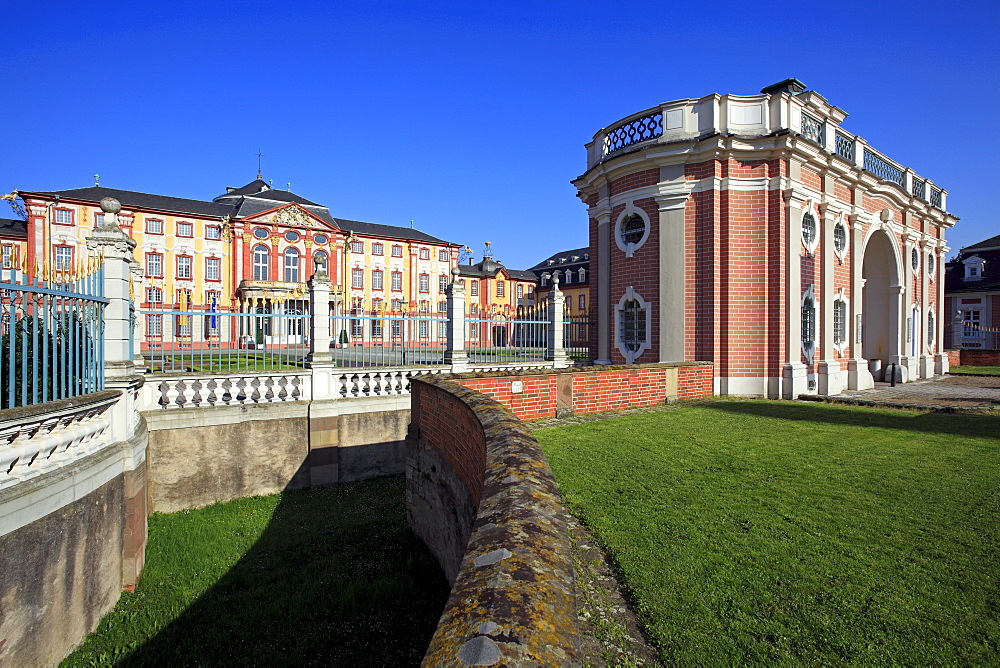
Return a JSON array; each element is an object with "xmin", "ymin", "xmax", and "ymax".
[{"xmin": 820, "ymin": 374, "xmax": 1000, "ymax": 411}]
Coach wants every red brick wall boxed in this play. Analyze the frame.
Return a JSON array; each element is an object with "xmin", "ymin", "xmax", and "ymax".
[
  {"xmin": 959, "ymin": 349, "xmax": 1000, "ymax": 366},
  {"xmin": 452, "ymin": 363, "xmax": 714, "ymax": 422},
  {"xmin": 410, "ymin": 381, "xmax": 486, "ymax": 506},
  {"xmin": 609, "ymin": 197, "xmax": 660, "ymax": 364},
  {"xmin": 610, "ymin": 168, "xmax": 659, "ymax": 196}
]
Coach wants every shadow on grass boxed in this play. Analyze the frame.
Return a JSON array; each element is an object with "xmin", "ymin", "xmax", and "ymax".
[
  {"xmin": 703, "ymin": 399, "xmax": 1000, "ymax": 440},
  {"xmin": 79, "ymin": 472, "xmax": 448, "ymax": 667}
]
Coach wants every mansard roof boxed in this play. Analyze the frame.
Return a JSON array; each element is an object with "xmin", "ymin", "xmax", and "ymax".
[
  {"xmin": 333, "ymin": 218, "xmax": 456, "ymax": 246},
  {"xmin": 457, "ymin": 257, "xmax": 537, "ymax": 282},
  {"xmin": 527, "ymin": 246, "xmax": 590, "ymax": 274},
  {"xmin": 19, "ymin": 180, "xmax": 459, "ymax": 247},
  {"xmin": 0, "ymin": 217, "xmax": 27, "ymax": 239},
  {"xmin": 22, "ymin": 186, "xmax": 232, "ymax": 218},
  {"xmin": 945, "ymin": 234, "xmax": 1000, "ymax": 294}
]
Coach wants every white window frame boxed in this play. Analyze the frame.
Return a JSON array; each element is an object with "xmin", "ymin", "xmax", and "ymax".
[
  {"xmin": 438, "ymin": 249, "xmax": 448, "ymax": 262},
  {"xmin": 176, "ymin": 255, "xmax": 192, "ymax": 280},
  {"xmin": 177, "ymin": 221, "xmax": 194, "ymax": 237},
  {"xmin": 614, "ymin": 286, "xmax": 651, "ymax": 363},
  {"xmin": 614, "ymin": 203, "xmax": 650, "ymax": 258},
  {"xmin": 391, "ymin": 271, "xmax": 402, "ymax": 292},
  {"xmin": 146, "ymin": 253, "xmax": 163, "ymax": 278},
  {"xmin": 284, "ymin": 248, "xmax": 300, "ymax": 283},
  {"xmin": 801, "ymin": 284, "xmax": 817, "ymax": 363},
  {"xmin": 372, "ymin": 269, "xmax": 384, "ymax": 290},
  {"xmin": 350, "ymin": 240, "xmax": 364, "ymax": 254},
  {"xmin": 391, "ymin": 244, "xmax": 403, "ymax": 257},
  {"xmin": 352, "ymin": 268, "xmax": 364, "ymax": 289},
  {"xmin": 801, "ymin": 210, "xmax": 819, "ymax": 254},
  {"xmin": 206, "ymin": 225, "xmax": 222, "ymax": 240},
  {"xmin": 832, "ymin": 220, "xmax": 848, "ymax": 262},
  {"xmin": 206, "ymin": 257, "xmax": 221, "ymax": 281},
  {"xmin": 253, "ymin": 245, "xmax": 270, "ymax": 281},
  {"xmin": 832, "ymin": 289, "xmax": 849, "ymax": 355}
]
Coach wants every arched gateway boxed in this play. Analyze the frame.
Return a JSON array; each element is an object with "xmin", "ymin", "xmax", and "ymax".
[{"xmin": 574, "ymin": 79, "xmax": 958, "ymax": 397}]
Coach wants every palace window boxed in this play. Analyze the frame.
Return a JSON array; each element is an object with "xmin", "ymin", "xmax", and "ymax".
[
  {"xmin": 372, "ymin": 269, "xmax": 384, "ymax": 290},
  {"xmin": 371, "ymin": 318, "xmax": 383, "ymax": 338},
  {"xmin": 391, "ymin": 244, "xmax": 403, "ymax": 257},
  {"xmin": 177, "ymin": 222, "xmax": 193, "ymax": 237},
  {"xmin": 253, "ymin": 227, "xmax": 270, "ymax": 239},
  {"xmin": 419, "ymin": 248, "xmax": 430, "ymax": 260},
  {"xmin": 351, "ymin": 240, "xmax": 364, "ymax": 253},
  {"xmin": 911, "ymin": 248, "xmax": 919, "ymax": 273},
  {"xmin": 620, "ymin": 214, "xmax": 644, "ymax": 245},
  {"xmin": 833, "ymin": 222, "xmax": 846, "ymax": 253},
  {"xmin": 833, "ymin": 299, "xmax": 847, "ymax": 345},
  {"xmin": 54, "ymin": 208, "xmax": 74, "ymax": 226},
  {"xmin": 253, "ymin": 245, "xmax": 270, "ymax": 280},
  {"xmin": 147, "ymin": 314, "xmax": 162, "ymax": 337},
  {"xmin": 314, "ymin": 234, "xmax": 328, "ymax": 245},
  {"xmin": 928, "ymin": 252, "xmax": 936, "ymax": 276},
  {"xmin": 391, "ymin": 299, "xmax": 402, "ymax": 311},
  {"xmin": 145, "ymin": 253, "xmax": 163, "ymax": 278},
  {"xmin": 372, "ymin": 298, "xmax": 383, "ymax": 311},
  {"xmin": 419, "ymin": 273, "xmax": 429, "ymax": 292},
  {"xmin": 146, "ymin": 218, "xmax": 163, "ymax": 235},
  {"xmin": 284, "ymin": 248, "xmax": 300, "ymax": 282},
  {"xmin": 802, "ymin": 212, "xmax": 817, "ymax": 247},
  {"xmin": 146, "ymin": 287, "xmax": 163, "ymax": 304},
  {"xmin": 1, "ymin": 245, "xmax": 16, "ymax": 269},
  {"xmin": 206, "ymin": 225, "xmax": 222, "ymax": 240},
  {"xmin": 621, "ymin": 300, "xmax": 645, "ymax": 352},
  {"xmin": 176, "ymin": 255, "xmax": 192, "ymax": 279},
  {"xmin": 579, "ymin": 268, "xmax": 586, "ymax": 282},
  {"xmin": 391, "ymin": 271, "xmax": 402, "ymax": 291},
  {"xmin": 284, "ymin": 230, "xmax": 299, "ymax": 242},
  {"xmin": 963, "ymin": 310, "xmax": 981, "ymax": 337},
  {"xmin": 352, "ymin": 268, "xmax": 364, "ymax": 289},
  {"xmin": 438, "ymin": 274, "xmax": 447, "ymax": 293},
  {"xmin": 927, "ymin": 311, "xmax": 936, "ymax": 346},
  {"xmin": 579, "ymin": 294, "xmax": 586, "ymax": 311},
  {"xmin": 471, "ymin": 280, "xmax": 479, "ymax": 296},
  {"xmin": 372, "ymin": 242, "xmax": 384, "ymax": 255},
  {"xmin": 516, "ymin": 284, "xmax": 524, "ymax": 299},
  {"xmin": 801, "ymin": 297, "xmax": 816, "ymax": 343},
  {"xmin": 206, "ymin": 257, "xmax": 221, "ymax": 281},
  {"xmin": 496, "ymin": 280, "xmax": 505, "ymax": 297},
  {"xmin": 438, "ymin": 249, "xmax": 448, "ymax": 262}
]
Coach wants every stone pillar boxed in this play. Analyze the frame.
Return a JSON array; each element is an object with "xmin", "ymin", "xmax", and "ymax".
[
  {"xmin": 86, "ymin": 197, "xmax": 147, "ymax": 588},
  {"xmin": 817, "ymin": 204, "xmax": 841, "ymax": 396},
  {"xmin": 918, "ymin": 238, "xmax": 932, "ymax": 378},
  {"xmin": 307, "ymin": 255, "xmax": 335, "ymax": 401},
  {"xmin": 847, "ymin": 214, "xmax": 874, "ymax": 390},
  {"xmin": 656, "ymin": 183, "xmax": 687, "ymax": 362},
  {"xmin": 546, "ymin": 275, "xmax": 568, "ymax": 368},
  {"xmin": 130, "ymin": 259, "xmax": 146, "ymax": 373},
  {"xmin": 899, "ymin": 232, "xmax": 918, "ymax": 379},
  {"xmin": 307, "ymin": 255, "xmax": 333, "ymax": 364},
  {"xmin": 888, "ymin": 284, "xmax": 908, "ymax": 383},
  {"xmin": 595, "ymin": 206, "xmax": 612, "ymax": 364},
  {"xmin": 782, "ymin": 192, "xmax": 808, "ymax": 399},
  {"xmin": 444, "ymin": 267, "xmax": 469, "ymax": 372},
  {"xmin": 934, "ymin": 243, "xmax": 950, "ymax": 374}
]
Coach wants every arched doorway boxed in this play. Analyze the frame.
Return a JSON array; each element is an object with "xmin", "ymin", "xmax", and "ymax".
[{"xmin": 861, "ymin": 230, "xmax": 901, "ymax": 375}]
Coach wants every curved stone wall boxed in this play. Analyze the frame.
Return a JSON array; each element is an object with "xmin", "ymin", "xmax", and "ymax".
[{"xmin": 406, "ymin": 377, "xmax": 580, "ymax": 666}]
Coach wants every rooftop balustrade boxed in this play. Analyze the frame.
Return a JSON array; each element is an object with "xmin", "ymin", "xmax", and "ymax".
[{"xmin": 585, "ymin": 88, "xmax": 948, "ymax": 212}]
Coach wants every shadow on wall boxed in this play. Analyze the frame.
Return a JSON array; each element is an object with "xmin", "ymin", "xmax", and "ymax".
[{"xmin": 74, "ymin": 469, "xmax": 449, "ymax": 666}]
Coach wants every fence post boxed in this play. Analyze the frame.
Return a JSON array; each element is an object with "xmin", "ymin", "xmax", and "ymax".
[
  {"xmin": 85, "ymin": 196, "xmax": 142, "ymax": 442},
  {"xmin": 130, "ymin": 259, "xmax": 146, "ymax": 373},
  {"xmin": 547, "ymin": 275, "xmax": 568, "ymax": 368},
  {"xmin": 444, "ymin": 267, "xmax": 468, "ymax": 372},
  {"xmin": 306, "ymin": 256, "xmax": 335, "ymax": 400}
]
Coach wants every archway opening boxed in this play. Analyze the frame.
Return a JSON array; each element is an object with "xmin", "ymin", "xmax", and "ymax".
[{"xmin": 861, "ymin": 230, "xmax": 900, "ymax": 365}]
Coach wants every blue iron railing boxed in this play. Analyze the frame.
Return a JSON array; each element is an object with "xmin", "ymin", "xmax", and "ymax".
[
  {"xmin": 863, "ymin": 149, "xmax": 905, "ymax": 186},
  {"xmin": 329, "ymin": 311, "xmax": 448, "ymax": 368},
  {"xmin": 930, "ymin": 188, "xmax": 942, "ymax": 208},
  {"xmin": 141, "ymin": 301, "xmax": 308, "ymax": 373},
  {"xmin": 800, "ymin": 113, "xmax": 825, "ymax": 146},
  {"xmin": 1, "ymin": 260, "xmax": 108, "ymax": 409},
  {"xmin": 603, "ymin": 112, "xmax": 663, "ymax": 155},
  {"xmin": 465, "ymin": 304, "xmax": 548, "ymax": 364},
  {"xmin": 564, "ymin": 312, "xmax": 591, "ymax": 360},
  {"xmin": 835, "ymin": 133, "xmax": 855, "ymax": 162}
]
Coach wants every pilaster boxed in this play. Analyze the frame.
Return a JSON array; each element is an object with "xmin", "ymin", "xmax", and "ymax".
[
  {"xmin": 782, "ymin": 190, "xmax": 808, "ymax": 398},
  {"xmin": 847, "ymin": 214, "xmax": 874, "ymax": 390},
  {"xmin": 655, "ymin": 183, "xmax": 687, "ymax": 362},
  {"xmin": 593, "ymin": 202, "xmax": 612, "ymax": 365}
]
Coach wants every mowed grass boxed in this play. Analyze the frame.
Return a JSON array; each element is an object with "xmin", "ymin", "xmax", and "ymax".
[
  {"xmin": 535, "ymin": 401, "xmax": 1000, "ymax": 665},
  {"xmin": 951, "ymin": 365, "xmax": 1000, "ymax": 375},
  {"xmin": 62, "ymin": 476, "xmax": 448, "ymax": 667}
]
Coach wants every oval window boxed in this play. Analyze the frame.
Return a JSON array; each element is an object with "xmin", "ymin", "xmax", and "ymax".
[
  {"xmin": 285, "ymin": 230, "xmax": 300, "ymax": 242},
  {"xmin": 253, "ymin": 227, "xmax": 270, "ymax": 239},
  {"xmin": 802, "ymin": 213, "xmax": 816, "ymax": 246},
  {"xmin": 927, "ymin": 252, "xmax": 935, "ymax": 275},
  {"xmin": 833, "ymin": 222, "xmax": 846, "ymax": 252},
  {"xmin": 314, "ymin": 234, "xmax": 328, "ymax": 245},
  {"xmin": 911, "ymin": 248, "xmax": 919, "ymax": 271},
  {"xmin": 620, "ymin": 214, "xmax": 645, "ymax": 245}
]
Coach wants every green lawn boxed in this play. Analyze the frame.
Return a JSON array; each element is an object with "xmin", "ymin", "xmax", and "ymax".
[
  {"xmin": 62, "ymin": 476, "xmax": 448, "ymax": 667},
  {"xmin": 147, "ymin": 352, "xmax": 306, "ymax": 373},
  {"xmin": 950, "ymin": 365, "xmax": 1000, "ymax": 375},
  {"xmin": 535, "ymin": 401, "xmax": 1000, "ymax": 665}
]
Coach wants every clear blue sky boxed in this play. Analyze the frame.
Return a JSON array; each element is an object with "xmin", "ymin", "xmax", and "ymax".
[{"xmin": 3, "ymin": 0, "xmax": 997, "ymax": 269}]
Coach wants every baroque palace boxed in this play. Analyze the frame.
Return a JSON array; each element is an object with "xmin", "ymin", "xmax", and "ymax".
[
  {"xmin": 575, "ymin": 78, "xmax": 958, "ymax": 397},
  {"xmin": 3, "ymin": 177, "xmax": 472, "ymax": 347}
]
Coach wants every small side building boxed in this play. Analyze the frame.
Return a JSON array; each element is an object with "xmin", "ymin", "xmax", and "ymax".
[{"xmin": 944, "ymin": 234, "xmax": 1000, "ymax": 354}]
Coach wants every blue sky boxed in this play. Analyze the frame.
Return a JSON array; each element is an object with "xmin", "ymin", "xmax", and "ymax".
[{"xmin": 3, "ymin": 0, "xmax": 997, "ymax": 269}]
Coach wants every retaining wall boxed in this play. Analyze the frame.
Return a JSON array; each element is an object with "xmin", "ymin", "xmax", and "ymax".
[
  {"xmin": 144, "ymin": 395, "xmax": 411, "ymax": 513},
  {"xmin": 405, "ymin": 362, "xmax": 715, "ymax": 666},
  {"xmin": 956, "ymin": 348, "xmax": 1000, "ymax": 367},
  {"xmin": 407, "ymin": 377, "xmax": 580, "ymax": 666}
]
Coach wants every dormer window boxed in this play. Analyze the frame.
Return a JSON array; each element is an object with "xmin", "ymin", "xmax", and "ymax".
[{"xmin": 963, "ymin": 255, "xmax": 986, "ymax": 281}]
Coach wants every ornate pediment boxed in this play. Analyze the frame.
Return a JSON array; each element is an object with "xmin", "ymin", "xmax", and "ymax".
[{"xmin": 256, "ymin": 204, "xmax": 328, "ymax": 229}]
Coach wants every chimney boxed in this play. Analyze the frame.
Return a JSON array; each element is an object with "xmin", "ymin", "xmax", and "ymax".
[{"xmin": 760, "ymin": 78, "xmax": 807, "ymax": 95}]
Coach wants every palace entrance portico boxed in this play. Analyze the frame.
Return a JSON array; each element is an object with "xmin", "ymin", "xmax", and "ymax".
[{"xmin": 862, "ymin": 228, "xmax": 904, "ymax": 383}]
